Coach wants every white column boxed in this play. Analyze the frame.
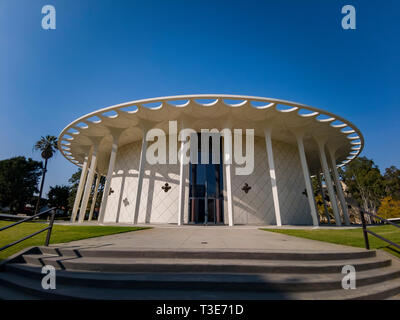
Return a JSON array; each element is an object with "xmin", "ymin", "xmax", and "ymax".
[
  {"xmin": 98, "ymin": 135, "xmax": 119, "ymax": 224},
  {"xmin": 328, "ymin": 148, "xmax": 350, "ymax": 226},
  {"xmin": 178, "ymin": 139, "xmax": 187, "ymax": 226},
  {"xmin": 316, "ymin": 139, "xmax": 341, "ymax": 226},
  {"xmin": 317, "ymin": 172, "xmax": 331, "ymax": 224},
  {"xmin": 295, "ymin": 135, "xmax": 319, "ymax": 226},
  {"xmin": 133, "ymin": 131, "xmax": 148, "ymax": 224},
  {"xmin": 88, "ymin": 174, "xmax": 100, "ymax": 221},
  {"xmin": 264, "ymin": 128, "xmax": 282, "ymax": 226},
  {"xmin": 79, "ymin": 145, "xmax": 98, "ymax": 223},
  {"xmin": 71, "ymin": 153, "xmax": 91, "ymax": 222},
  {"xmin": 223, "ymin": 132, "xmax": 234, "ymax": 227},
  {"xmin": 225, "ymin": 159, "xmax": 234, "ymax": 227}
]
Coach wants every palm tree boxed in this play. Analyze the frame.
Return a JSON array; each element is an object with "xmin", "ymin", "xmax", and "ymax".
[{"xmin": 33, "ymin": 135, "xmax": 58, "ymax": 214}]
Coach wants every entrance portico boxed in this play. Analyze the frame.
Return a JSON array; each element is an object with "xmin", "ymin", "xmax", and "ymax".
[{"xmin": 189, "ymin": 133, "xmax": 224, "ymax": 224}]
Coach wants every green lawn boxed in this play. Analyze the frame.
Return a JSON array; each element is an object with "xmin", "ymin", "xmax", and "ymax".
[
  {"xmin": 0, "ymin": 221, "xmax": 150, "ymax": 261},
  {"xmin": 261, "ymin": 225, "xmax": 400, "ymax": 259}
]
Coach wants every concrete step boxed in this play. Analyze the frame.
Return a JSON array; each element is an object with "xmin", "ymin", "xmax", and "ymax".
[
  {"xmin": 0, "ymin": 278, "xmax": 41, "ymax": 300},
  {"xmin": 1, "ymin": 268, "xmax": 400, "ymax": 300},
  {"xmin": 21, "ymin": 254, "xmax": 392, "ymax": 274},
  {"xmin": 0, "ymin": 272, "xmax": 75, "ymax": 300},
  {"xmin": 38, "ymin": 246, "xmax": 377, "ymax": 261},
  {"xmin": 2, "ymin": 245, "xmax": 398, "ymax": 299},
  {"xmin": 297, "ymin": 278, "xmax": 400, "ymax": 300},
  {"xmin": 5, "ymin": 263, "xmax": 400, "ymax": 292}
]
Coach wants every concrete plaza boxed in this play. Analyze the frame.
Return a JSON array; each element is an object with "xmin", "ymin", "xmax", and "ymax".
[{"xmin": 50, "ymin": 224, "xmax": 361, "ymax": 252}]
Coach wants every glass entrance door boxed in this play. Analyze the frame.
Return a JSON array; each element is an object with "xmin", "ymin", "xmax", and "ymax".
[{"xmin": 189, "ymin": 134, "xmax": 223, "ymax": 224}]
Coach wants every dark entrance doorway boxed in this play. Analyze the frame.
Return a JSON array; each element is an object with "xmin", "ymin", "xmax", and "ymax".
[{"xmin": 189, "ymin": 134, "xmax": 224, "ymax": 224}]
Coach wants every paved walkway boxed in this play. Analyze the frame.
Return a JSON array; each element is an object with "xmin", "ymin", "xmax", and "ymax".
[{"xmin": 52, "ymin": 225, "xmax": 362, "ymax": 252}]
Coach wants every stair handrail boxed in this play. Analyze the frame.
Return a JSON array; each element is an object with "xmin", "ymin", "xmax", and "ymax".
[
  {"xmin": 0, "ymin": 207, "xmax": 57, "ymax": 252},
  {"xmin": 359, "ymin": 210, "xmax": 400, "ymax": 250}
]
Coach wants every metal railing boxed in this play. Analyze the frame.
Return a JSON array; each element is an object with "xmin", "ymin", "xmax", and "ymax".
[
  {"xmin": 359, "ymin": 210, "xmax": 400, "ymax": 250},
  {"xmin": 0, "ymin": 207, "xmax": 56, "ymax": 252}
]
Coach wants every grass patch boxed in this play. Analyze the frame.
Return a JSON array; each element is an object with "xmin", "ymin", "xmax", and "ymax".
[
  {"xmin": 0, "ymin": 221, "xmax": 150, "ymax": 261},
  {"xmin": 261, "ymin": 225, "xmax": 400, "ymax": 259}
]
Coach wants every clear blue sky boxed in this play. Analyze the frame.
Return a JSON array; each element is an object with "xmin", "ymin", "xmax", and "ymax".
[{"xmin": 0, "ymin": 0, "xmax": 399, "ymax": 196}]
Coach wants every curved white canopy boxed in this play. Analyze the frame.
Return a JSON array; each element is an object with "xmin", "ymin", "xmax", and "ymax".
[{"xmin": 58, "ymin": 94, "xmax": 364, "ymax": 175}]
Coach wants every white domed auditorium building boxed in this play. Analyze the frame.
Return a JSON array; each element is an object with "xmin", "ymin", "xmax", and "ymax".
[{"xmin": 58, "ymin": 95, "xmax": 363, "ymax": 227}]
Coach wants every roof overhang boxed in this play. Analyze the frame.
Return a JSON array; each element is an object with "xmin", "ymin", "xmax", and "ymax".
[{"xmin": 58, "ymin": 94, "xmax": 364, "ymax": 175}]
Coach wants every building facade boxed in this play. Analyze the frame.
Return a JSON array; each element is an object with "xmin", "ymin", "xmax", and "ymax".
[{"xmin": 58, "ymin": 95, "xmax": 364, "ymax": 226}]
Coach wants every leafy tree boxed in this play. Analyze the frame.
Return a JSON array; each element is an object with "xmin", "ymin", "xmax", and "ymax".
[
  {"xmin": 68, "ymin": 169, "xmax": 81, "ymax": 210},
  {"xmin": 92, "ymin": 175, "xmax": 105, "ymax": 213},
  {"xmin": 67, "ymin": 169, "xmax": 105, "ymax": 218},
  {"xmin": 383, "ymin": 166, "xmax": 400, "ymax": 200},
  {"xmin": 378, "ymin": 196, "xmax": 400, "ymax": 219},
  {"xmin": 0, "ymin": 157, "xmax": 42, "ymax": 213},
  {"xmin": 314, "ymin": 193, "xmax": 337, "ymax": 222},
  {"xmin": 341, "ymin": 157, "xmax": 385, "ymax": 215},
  {"xmin": 33, "ymin": 135, "xmax": 58, "ymax": 213},
  {"xmin": 48, "ymin": 185, "xmax": 70, "ymax": 213},
  {"xmin": 311, "ymin": 176, "xmax": 320, "ymax": 196}
]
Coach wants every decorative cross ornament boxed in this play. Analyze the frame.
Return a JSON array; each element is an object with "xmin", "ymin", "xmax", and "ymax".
[
  {"xmin": 123, "ymin": 198, "xmax": 129, "ymax": 206},
  {"xmin": 162, "ymin": 183, "xmax": 171, "ymax": 193},
  {"xmin": 241, "ymin": 183, "xmax": 251, "ymax": 194}
]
